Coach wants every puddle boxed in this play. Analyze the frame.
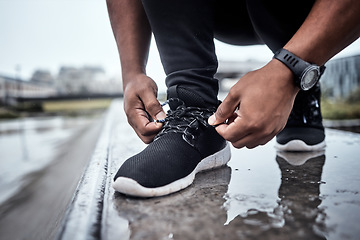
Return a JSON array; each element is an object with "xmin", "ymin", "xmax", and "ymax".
[
  {"xmin": 105, "ymin": 127, "xmax": 360, "ymax": 240},
  {"xmin": 94, "ymin": 100, "xmax": 360, "ymax": 240}
]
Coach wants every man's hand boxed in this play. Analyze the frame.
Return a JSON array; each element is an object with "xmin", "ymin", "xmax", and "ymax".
[
  {"xmin": 208, "ymin": 59, "xmax": 299, "ymax": 149},
  {"xmin": 107, "ymin": 0, "xmax": 162, "ymax": 143},
  {"xmin": 123, "ymin": 74, "xmax": 166, "ymax": 143}
]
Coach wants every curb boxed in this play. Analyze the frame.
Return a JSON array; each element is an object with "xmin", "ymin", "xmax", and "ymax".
[{"xmin": 56, "ymin": 100, "xmax": 117, "ymax": 240}]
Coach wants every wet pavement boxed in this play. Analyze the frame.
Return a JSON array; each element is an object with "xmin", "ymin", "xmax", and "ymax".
[
  {"xmin": 59, "ymin": 99, "xmax": 360, "ymax": 240},
  {"xmin": 0, "ymin": 115, "xmax": 100, "ymax": 205},
  {"xmin": 0, "ymin": 113, "xmax": 105, "ymax": 240}
]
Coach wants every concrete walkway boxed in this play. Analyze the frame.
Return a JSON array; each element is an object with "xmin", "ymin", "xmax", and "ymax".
[{"xmin": 58, "ymin": 99, "xmax": 360, "ymax": 240}]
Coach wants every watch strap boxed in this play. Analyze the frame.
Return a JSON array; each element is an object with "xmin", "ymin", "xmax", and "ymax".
[
  {"xmin": 319, "ymin": 65, "xmax": 326, "ymax": 76},
  {"xmin": 273, "ymin": 48, "xmax": 310, "ymax": 78}
]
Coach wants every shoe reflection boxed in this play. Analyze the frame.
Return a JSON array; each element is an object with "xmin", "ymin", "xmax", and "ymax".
[
  {"xmin": 275, "ymin": 151, "xmax": 327, "ymax": 239},
  {"xmin": 112, "ymin": 151, "xmax": 328, "ymax": 240},
  {"xmin": 224, "ymin": 151, "xmax": 328, "ymax": 239},
  {"xmin": 113, "ymin": 166, "xmax": 231, "ymax": 240}
]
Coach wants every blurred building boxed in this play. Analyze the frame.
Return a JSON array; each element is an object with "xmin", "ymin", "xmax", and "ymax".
[
  {"xmin": 30, "ymin": 70, "xmax": 55, "ymax": 85},
  {"xmin": 0, "ymin": 75, "xmax": 57, "ymax": 105},
  {"xmin": 321, "ymin": 55, "xmax": 360, "ymax": 100},
  {"xmin": 216, "ymin": 55, "xmax": 360, "ymax": 100},
  {"xmin": 0, "ymin": 65, "xmax": 123, "ymax": 106},
  {"xmin": 55, "ymin": 66, "xmax": 122, "ymax": 95}
]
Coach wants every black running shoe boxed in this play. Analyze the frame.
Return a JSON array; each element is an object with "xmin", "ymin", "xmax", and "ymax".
[
  {"xmin": 113, "ymin": 86, "xmax": 231, "ymax": 197},
  {"xmin": 276, "ymin": 83, "xmax": 326, "ymax": 151}
]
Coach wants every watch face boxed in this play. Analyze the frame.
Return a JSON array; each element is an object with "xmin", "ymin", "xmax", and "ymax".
[{"xmin": 301, "ymin": 66, "xmax": 320, "ymax": 90}]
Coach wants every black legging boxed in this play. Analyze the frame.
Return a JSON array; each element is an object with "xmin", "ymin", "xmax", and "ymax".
[{"xmin": 142, "ymin": 0, "xmax": 315, "ymax": 105}]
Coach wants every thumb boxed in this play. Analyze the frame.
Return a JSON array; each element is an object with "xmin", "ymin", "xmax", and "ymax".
[
  {"xmin": 142, "ymin": 90, "xmax": 167, "ymax": 121},
  {"xmin": 208, "ymin": 96, "xmax": 238, "ymax": 126}
]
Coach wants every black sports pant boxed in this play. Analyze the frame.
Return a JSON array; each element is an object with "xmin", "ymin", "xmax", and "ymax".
[{"xmin": 142, "ymin": 0, "xmax": 315, "ymax": 106}]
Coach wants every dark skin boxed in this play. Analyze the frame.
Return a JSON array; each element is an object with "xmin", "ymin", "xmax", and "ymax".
[
  {"xmin": 107, "ymin": 0, "xmax": 165, "ymax": 143},
  {"xmin": 107, "ymin": 0, "xmax": 360, "ymax": 148}
]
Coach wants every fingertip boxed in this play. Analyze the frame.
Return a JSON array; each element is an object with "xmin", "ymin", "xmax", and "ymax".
[
  {"xmin": 213, "ymin": 122, "xmax": 227, "ymax": 135},
  {"xmin": 155, "ymin": 111, "xmax": 166, "ymax": 120},
  {"xmin": 154, "ymin": 120, "xmax": 165, "ymax": 128},
  {"xmin": 212, "ymin": 98, "xmax": 238, "ymax": 125},
  {"xmin": 208, "ymin": 114, "xmax": 216, "ymax": 125}
]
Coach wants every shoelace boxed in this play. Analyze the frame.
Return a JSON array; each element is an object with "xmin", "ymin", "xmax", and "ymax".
[{"xmin": 154, "ymin": 98, "xmax": 216, "ymax": 146}]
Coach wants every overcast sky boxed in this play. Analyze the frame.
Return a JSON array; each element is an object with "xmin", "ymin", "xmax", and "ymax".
[{"xmin": 1, "ymin": 0, "xmax": 360, "ymax": 92}]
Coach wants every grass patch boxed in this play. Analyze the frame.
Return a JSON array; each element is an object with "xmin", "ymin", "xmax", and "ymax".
[
  {"xmin": 321, "ymin": 86, "xmax": 360, "ymax": 120},
  {"xmin": 0, "ymin": 108, "xmax": 20, "ymax": 119},
  {"xmin": 43, "ymin": 99, "xmax": 112, "ymax": 112},
  {"xmin": 321, "ymin": 99, "xmax": 360, "ymax": 120}
]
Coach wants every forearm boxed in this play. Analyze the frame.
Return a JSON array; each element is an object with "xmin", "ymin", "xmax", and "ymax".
[
  {"xmin": 285, "ymin": 0, "xmax": 360, "ymax": 65},
  {"xmin": 106, "ymin": 0, "xmax": 152, "ymax": 86}
]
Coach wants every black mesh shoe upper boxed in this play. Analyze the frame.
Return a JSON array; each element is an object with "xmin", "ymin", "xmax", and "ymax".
[
  {"xmin": 277, "ymin": 82, "xmax": 325, "ymax": 145},
  {"xmin": 285, "ymin": 82, "xmax": 324, "ymax": 130},
  {"xmin": 114, "ymin": 86, "xmax": 227, "ymax": 188}
]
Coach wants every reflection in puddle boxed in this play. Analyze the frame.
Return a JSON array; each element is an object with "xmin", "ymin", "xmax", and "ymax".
[
  {"xmin": 108, "ymin": 124, "xmax": 360, "ymax": 240},
  {"xmin": 113, "ymin": 167, "xmax": 231, "ymax": 240},
  {"xmin": 223, "ymin": 151, "xmax": 327, "ymax": 239},
  {"xmin": 276, "ymin": 151, "xmax": 327, "ymax": 238},
  {"xmin": 113, "ymin": 151, "xmax": 329, "ymax": 239}
]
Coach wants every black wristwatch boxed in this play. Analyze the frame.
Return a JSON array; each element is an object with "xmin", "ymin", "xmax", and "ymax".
[{"xmin": 273, "ymin": 48, "xmax": 326, "ymax": 91}]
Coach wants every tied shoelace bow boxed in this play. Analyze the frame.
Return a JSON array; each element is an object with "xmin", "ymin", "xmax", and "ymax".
[{"xmin": 154, "ymin": 98, "xmax": 216, "ymax": 146}]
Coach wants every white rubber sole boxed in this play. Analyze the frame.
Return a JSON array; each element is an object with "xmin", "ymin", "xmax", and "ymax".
[
  {"xmin": 277, "ymin": 150, "xmax": 325, "ymax": 166},
  {"xmin": 275, "ymin": 139, "xmax": 326, "ymax": 152},
  {"xmin": 112, "ymin": 143, "xmax": 231, "ymax": 198}
]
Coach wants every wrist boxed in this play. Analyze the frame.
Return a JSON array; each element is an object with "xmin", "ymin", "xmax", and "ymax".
[
  {"xmin": 268, "ymin": 59, "xmax": 300, "ymax": 94},
  {"xmin": 122, "ymin": 71, "xmax": 147, "ymax": 88},
  {"xmin": 273, "ymin": 48, "xmax": 325, "ymax": 91}
]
